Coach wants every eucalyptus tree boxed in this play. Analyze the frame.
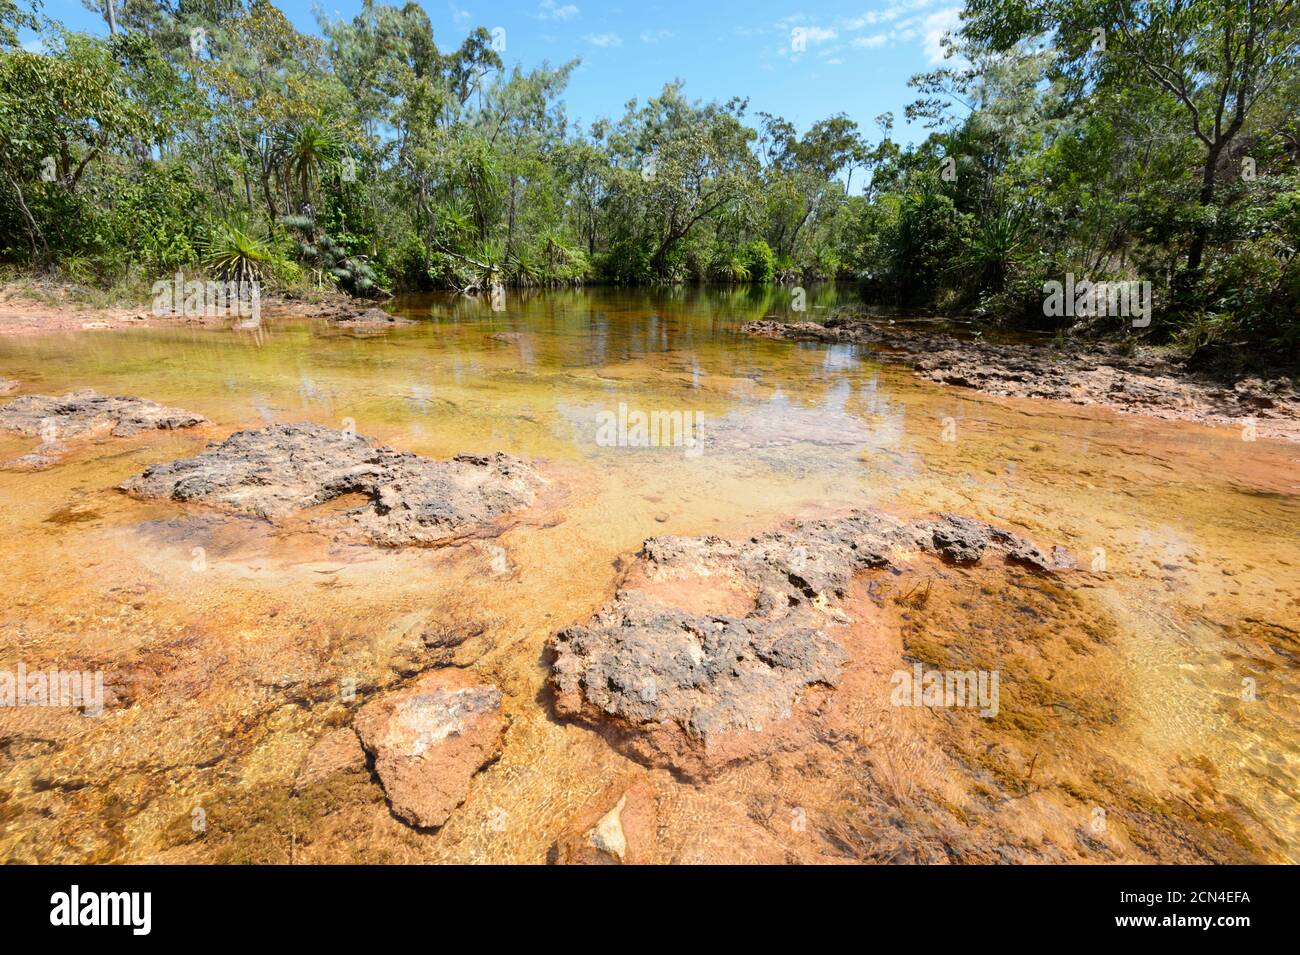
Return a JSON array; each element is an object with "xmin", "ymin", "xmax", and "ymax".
[
  {"xmin": 0, "ymin": 31, "xmax": 153, "ymax": 256},
  {"xmin": 758, "ymin": 112, "xmax": 864, "ymax": 266},
  {"xmin": 1, "ymin": 0, "xmax": 38, "ymax": 49},
  {"xmin": 605, "ymin": 85, "xmax": 761, "ymax": 279}
]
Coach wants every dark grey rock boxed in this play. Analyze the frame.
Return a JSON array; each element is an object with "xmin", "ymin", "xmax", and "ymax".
[
  {"xmin": 0, "ymin": 390, "xmax": 206, "ymax": 468},
  {"xmin": 0, "ymin": 389, "xmax": 206, "ymax": 440},
  {"xmin": 553, "ymin": 590, "xmax": 846, "ymax": 741},
  {"xmin": 550, "ymin": 508, "xmax": 1068, "ymax": 777},
  {"xmin": 921, "ymin": 513, "xmax": 992, "ymax": 564},
  {"xmin": 121, "ymin": 422, "xmax": 544, "ymax": 546}
]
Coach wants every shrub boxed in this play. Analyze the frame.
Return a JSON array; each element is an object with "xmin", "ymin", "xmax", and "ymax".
[{"xmin": 742, "ymin": 239, "xmax": 775, "ymax": 283}]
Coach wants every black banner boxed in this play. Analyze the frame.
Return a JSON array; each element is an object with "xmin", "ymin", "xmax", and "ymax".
[{"xmin": 0, "ymin": 864, "xmax": 1288, "ymax": 941}]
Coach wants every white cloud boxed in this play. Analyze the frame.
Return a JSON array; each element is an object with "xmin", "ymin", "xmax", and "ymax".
[
  {"xmin": 537, "ymin": 0, "xmax": 579, "ymax": 21},
  {"xmin": 922, "ymin": 7, "xmax": 961, "ymax": 63},
  {"xmin": 793, "ymin": 25, "xmax": 838, "ymax": 46},
  {"xmin": 584, "ymin": 32, "xmax": 623, "ymax": 48},
  {"xmin": 772, "ymin": 2, "xmax": 961, "ymax": 66},
  {"xmin": 829, "ymin": 2, "xmax": 962, "ymax": 61},
  {"xmin": 449, "ymin": 4, "xmax": 471, "ymax": 25},
  {"xmin": 640, "ymin": 28, "xmax": 674, "ymax": 44},
  {"xmin": 844, "ymin": 0, "xmax": 941, "ymax": 29},
  {"xmin": 851, "ymin": 33, "xmax": 889, "ymax": 48}
]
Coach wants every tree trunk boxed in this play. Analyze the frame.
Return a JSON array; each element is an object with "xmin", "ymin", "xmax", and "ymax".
[
  {"xmin": 4, "ymin": 171, "xmax": 46, "ymax": 259},
  {"xmin": 1184, "ymin": 142, "xmax": 1223, "ymax": 279}
]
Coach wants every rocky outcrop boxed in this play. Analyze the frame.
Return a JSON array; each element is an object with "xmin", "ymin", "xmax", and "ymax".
[
  {"xmin": 917, "ymin": 512, "xmax": 1070, "ymax": 571},
  {"xmin": 743, "ymin": 316, "xmax": 886, "ymax": 345},
  {"xmin": 0, "ymin": 390, "xmax": 206, "ymax": 468},
  {"xmin": 353, "ymin": 670, "xmax": 505, "ymax": 829},
  {"xmin": 0, "ymin": 389, "xmax": 205, "ymax": 439},
  {"xmin": 742, "ymin": 312, "xmax": 1300, "ymax": 441},
  {"xmin": 259, "ymin": 298, "xmax": 400, "ymax": 324},
  {"xmin": 553, "ymin": 589, "xmax": 848, "ymax": 770},
  {"xmin": 120, "ymin": 422, "xmax": 545, "ymax": 546},
  {"xmin": 550, "ymin": 509, "xmax": 1068, "ymax": 780}
]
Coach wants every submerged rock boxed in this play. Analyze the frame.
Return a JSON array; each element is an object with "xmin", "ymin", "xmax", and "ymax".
[
  {"xmin": 353, "ymin": 670, "xmax": 505, "ymax": 829},
  {"xmin": 0, "ymin": 390, "xmax": 206, "ymax": 469},
  {"xmin": 553, "ymin": 775, "xmax": 657, "ymax": 865},
  {"xmin": 120, "ymin": 422, "xmax": 545, "ymax": 546},
  {"xmin": 334, "ymin": 307, "xmax": 414, "ymax": 328},
  {"xmin": 0, "ymin": 378, "xmax": 17, "ymax": 395},
  {"xmin": 294, "ymin": 727, "xmax": 367, "ymax": 792},
  {"xmin": 550, "ymin": 509, "xmax": 1068, "ymax": 779}
]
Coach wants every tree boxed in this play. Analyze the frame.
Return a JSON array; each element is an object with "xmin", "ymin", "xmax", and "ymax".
[
  {"xmin": 965, "ymin": 0, "xmax": 1300, "ymax": 292},
  {"xmin": 0, "ymin": 33, "xmax": 152, "ymax": 256}
]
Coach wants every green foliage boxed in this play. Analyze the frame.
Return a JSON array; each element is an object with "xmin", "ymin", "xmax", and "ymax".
[
  {"xmin": 596, "ymin": 238, "xmax": 655, "ymax": 285},
  {"xmin": 0, "ymin": 0, "xmax": 1293, "ymax": 362},
  {"xmin": 283, "ymin": 214, "xmax": 381, "ymax": 295},
  {"xmin": 276, "ymin": 120, "xmax": 346, "ymax": 212},
  {"xmin": 877, "ymin": 181, "xmax": 972, "ymax": 306},
  {"xmin": 742, "ymin": 239, "xmax": 776, "ymax": 283},
  {"xmin": 202, "ymin": 221, "xmax": 276, "ymax": 283},
  {"xmin": 100, "ymin": 164, "xmax": 208, "ymax": 272}
]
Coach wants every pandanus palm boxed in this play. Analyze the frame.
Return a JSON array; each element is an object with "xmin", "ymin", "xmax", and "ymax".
[
  {"xmin": 202, "ymin": 222, "xmax": 274, "ymax": 284},
  {"xmin": 276, "ymin": 121, "xmax": 346, "ymax": 212},
  {"xmin": 962, "ymin": 205, "xmax": 1031, "ymax": 293}
]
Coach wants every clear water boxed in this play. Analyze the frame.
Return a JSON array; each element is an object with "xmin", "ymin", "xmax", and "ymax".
[{"xmin": 0, "ymin": 285, "xmax": 1295, "ymax": 862}]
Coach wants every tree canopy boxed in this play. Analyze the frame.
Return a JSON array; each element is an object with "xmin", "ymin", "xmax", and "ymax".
[{"xmin": 1, "ymin": 0, "xmax": 1295, "ymax": 357}]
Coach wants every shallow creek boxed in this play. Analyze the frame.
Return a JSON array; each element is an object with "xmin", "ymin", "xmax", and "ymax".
[{"xmin": 0, "ymin": 285, "xmax": 1296, "ymax": 863}]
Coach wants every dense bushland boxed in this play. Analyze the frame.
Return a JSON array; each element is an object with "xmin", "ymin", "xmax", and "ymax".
[{"xmin": 0, "ymin": 0, "xmax": 1295, "ymax": 357}]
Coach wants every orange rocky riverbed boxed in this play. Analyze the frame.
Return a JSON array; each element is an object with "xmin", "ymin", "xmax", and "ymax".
[{"xmin": 0, "ymin": 286, "xmax": 1295, "ymax": 863}]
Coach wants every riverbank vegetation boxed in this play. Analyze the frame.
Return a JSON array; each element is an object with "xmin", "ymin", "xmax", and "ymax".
[{"xmin": 0, "ymin": 0, "xmax": 1295, "ymax": 358}]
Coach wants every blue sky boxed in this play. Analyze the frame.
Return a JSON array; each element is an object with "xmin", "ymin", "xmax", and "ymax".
[{"xmin": 39, "ymin": 0, "xmax": 965, "ymax": 146}]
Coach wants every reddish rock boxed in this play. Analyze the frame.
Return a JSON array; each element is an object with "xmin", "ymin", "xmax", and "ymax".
[
  {"xmin": 554, "ymin": 775, "xmax": 657, "ymax": 865},
  {"xmin": 353, "ymin": 670, "xmax": 505, "ymax": 829}
]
